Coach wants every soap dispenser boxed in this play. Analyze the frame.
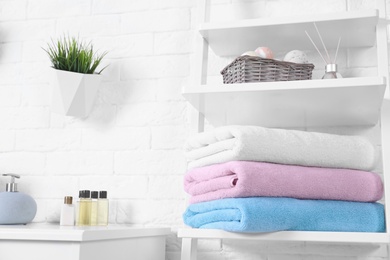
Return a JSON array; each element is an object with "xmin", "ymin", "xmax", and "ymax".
[{"xmin": 0, "ymin": 173, "xmax": 37, "ymax": 224}]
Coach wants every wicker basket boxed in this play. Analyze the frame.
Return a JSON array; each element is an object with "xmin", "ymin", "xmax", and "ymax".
[{"xmin": 221, "ymin": 55, "xmax": 315, "ymax": 84}]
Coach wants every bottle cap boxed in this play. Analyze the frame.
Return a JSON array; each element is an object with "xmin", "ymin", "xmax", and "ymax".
[
  {"xmin": 64, "ymin": 196, "xmax": 73, "ymax": 204},
  {"xmin": 79, "ymin": 190, "xmax": 91, "ymax": 198},
  {"xmin": 99, "ymin": 191, "xmax": 107, "ymax": 199},
  {"xmin": 91, "ymin": 191, "xmax": 98, "ymax": 199},
  {"xmin": 325, "ymin": 63, "xmax": 337, "ymax": 73},
  {"xmin": 2, "ymin": 173, "xmax": 20, "ymax": 192}
]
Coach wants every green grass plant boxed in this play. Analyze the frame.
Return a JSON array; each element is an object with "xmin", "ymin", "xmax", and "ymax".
[{"xmin": 44, "ymin": 36, "xmax": 107, "ymax": 74}]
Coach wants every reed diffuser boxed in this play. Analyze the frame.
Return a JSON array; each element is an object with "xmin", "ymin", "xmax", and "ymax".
[{"xmin": 306, "ymin": 23, "xmax": 342, "ymax": 79}]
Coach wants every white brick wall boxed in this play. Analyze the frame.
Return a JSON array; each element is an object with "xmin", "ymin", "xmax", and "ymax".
[{"xmin": 0, "ymin": 0, "xmax": 388, "ymax": 260}]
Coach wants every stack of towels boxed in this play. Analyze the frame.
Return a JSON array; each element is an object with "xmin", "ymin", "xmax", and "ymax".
[{"xmin": 182, "ymin": 125, "xmax": 385, "ymax": 233}]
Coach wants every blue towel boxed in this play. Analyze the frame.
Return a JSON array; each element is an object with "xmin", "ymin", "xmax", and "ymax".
[{"xmin": 183, "ymin": 197, "xmax": 385, "ymax": 233}]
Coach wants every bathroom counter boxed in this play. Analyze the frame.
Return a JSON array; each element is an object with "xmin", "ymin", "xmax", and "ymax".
[{"xmin": 0, "ymin": 223, "xmax": 171, "ymax": 260}]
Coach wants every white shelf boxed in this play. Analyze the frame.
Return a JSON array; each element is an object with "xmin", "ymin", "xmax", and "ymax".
[
  {"xmin": 183, "ymin": 77, "xmax": 386, "ymax": 128},
  {"xmin": 178, "ymin": 228, "xmax": 389, "ymax": 244},
  {"xmin": 0, "ymin": 223, "xmax": 171, "ymax": 241},
  {"xmin": 200, "ymin": 9, "xmax": 379, "ymax": 56}
]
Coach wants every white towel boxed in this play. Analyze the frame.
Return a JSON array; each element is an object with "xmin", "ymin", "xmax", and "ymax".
[{"xmin": 185, "ymin": 125, "xmax": 376, "ymax": 171}]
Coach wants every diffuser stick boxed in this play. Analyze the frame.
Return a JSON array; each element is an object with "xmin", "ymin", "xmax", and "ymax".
[
  {"xmin": 313, "ymin": 22, "xmax": 331, "ymax": 63},
  {"xmin": 333, "ymin": 37, "xmax": 341, "ymax": 64},
  {"xmin": 305, "ymin": 30, "xmax": 328, "ymax": 65}
]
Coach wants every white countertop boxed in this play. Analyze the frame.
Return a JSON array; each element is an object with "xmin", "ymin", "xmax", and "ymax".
[{"xmin": 0, "ymin": 223, "xmax": 171, "ymax": 242}]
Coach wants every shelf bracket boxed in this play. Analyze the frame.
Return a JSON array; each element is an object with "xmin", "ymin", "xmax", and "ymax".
[{"xmin": 181, "ymin": 238, "xmax": 198, "ymax": 260}]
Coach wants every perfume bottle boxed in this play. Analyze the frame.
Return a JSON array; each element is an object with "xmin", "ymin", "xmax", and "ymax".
[
  {"xmin": 97, "ymin": 191, "xmax": 109, "ymax": 226},
  {"xmin": 60, "ymin": 196, "xmax": 74, "ymax": 226},
  {"xmin": 322, "ymin": 64, "xmax": 342, "ymax": 79}
]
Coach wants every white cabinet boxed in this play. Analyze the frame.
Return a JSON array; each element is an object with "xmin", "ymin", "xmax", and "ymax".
[
  {"xmin": 0, "ymin": 224, "xmax": 170, "ymax": 260},
  {"xmin": 179, "ymin": 0, "xmax": 390, "ymax": 259}
]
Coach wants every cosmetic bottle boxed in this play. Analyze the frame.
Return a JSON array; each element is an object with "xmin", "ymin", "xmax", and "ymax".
[
  {"xmin": 0, "ymin": 174, "xmax": 37, "ymax": 224},
  {"xmin": 97, "ymin": 191, "xmax": 109, "ymax": 226},
  {"xmin": 322, "ymin": 64, "xmax": 343, "ymax": 79},
  {"xmin": 77, "ymin": 190, "xmax": 91, "ymax": 226},
  {"xmin": 90, "ymin": 191, "xmax": 98, "ymax": 226},
  {"xmin": 60, "ymin": 196, "xmax": 74, "ymax": 226}
]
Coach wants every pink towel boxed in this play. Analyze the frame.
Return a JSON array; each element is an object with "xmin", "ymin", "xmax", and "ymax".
[{"xmin": 184, "ymin": 161, "xmax": 383, "ymax": 204}]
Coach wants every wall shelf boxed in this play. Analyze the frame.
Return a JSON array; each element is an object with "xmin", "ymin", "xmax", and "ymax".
[
  {"xmin": 183, "ymin": 77, "xmax": 386, "ymax": 128},
  {"xmin": 181, "ymin": 1, "xmax": 390, "ymax": 259},
  {"xmin": 178, "ymin": 228, "xmax": 389, "ymax": 244},
  {"xmin": 200, "ymin": 9, "xmax": 379, "ymax": 56}
]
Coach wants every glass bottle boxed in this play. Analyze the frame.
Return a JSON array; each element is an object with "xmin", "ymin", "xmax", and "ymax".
[
  {"xmin": 97, "ymin": 191, "xmax": 109, "ymax": 226},
  {"xmin": 90, "ymin": 191, "xmax": 98, "ymax": 226},
  {"xmin": 322, "ymin": 64, "xmax": 343, "ymax": 79},
  {"xmin": 77, "ymin": 190, "xmax": 92, "ymax": 226}
]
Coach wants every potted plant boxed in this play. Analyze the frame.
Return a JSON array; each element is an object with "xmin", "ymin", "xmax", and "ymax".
[{"xmin": 44, "ymin": 36, "xmax": 107, "ymax": 117}]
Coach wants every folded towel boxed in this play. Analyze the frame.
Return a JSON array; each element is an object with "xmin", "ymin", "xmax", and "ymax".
[
  {"xmin": 185, "ymin": 125, "xmax": 376, "ymax": 171},
  {"xmin": 184, "ymin": 161, "xmax": 383, "ymax": 204},
  {"xmin": 183, "ymin": 197, "xmax": 385, "ymax": 233}
]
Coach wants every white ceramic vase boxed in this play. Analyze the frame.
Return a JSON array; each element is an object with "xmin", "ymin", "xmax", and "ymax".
[{"xmin": 50, "ymin": 68, "xmax": 102, "ymax": 117}]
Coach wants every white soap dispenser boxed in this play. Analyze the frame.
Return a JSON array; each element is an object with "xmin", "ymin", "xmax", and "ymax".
[{"xmin": 0, "ymin": 173, "xmax": 37, "ymax": 224}]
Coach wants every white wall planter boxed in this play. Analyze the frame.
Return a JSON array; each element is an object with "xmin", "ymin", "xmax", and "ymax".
[{"xmin": 50, "ymin": 68, "xmax": 102, "ymax": 117}]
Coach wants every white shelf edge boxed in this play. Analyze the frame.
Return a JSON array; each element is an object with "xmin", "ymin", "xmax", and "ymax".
[
  {"xmin": 182, "ymin": 76, "xmax": 386, "ymax": 128},
  {"xmin": 183, "ymin": 77, "xmax": 386, "ymax": 94},
  {"xmin": 199, "ymin": 9, "xmax": 379, "ymax": 56},
  {"xmin": 0, "ymin": 223, "xmax": 171, "ymax": 242},
  {"xmin": 178, "ymin": 228, "xmax": 389, "ymax": 244},
  {"xmin": 199, "ymin": 9, "xmax": 378, "ymax": 32}
]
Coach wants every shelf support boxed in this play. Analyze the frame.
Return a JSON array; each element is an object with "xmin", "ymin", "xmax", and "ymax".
[
  {"xmin": 376, "ymin": 0, "xmax": 390, "ymax": 243},
  {"xmin": 381, "ymin": 100, "xmax": 390, "ymax": 242},
  {"xmin": 181, "ymin": 238, "xmax": 198, "ymax": 260},
  {"xmin": 190, "ymin": 0, "xmax": 210, "ymax": 133},
  {"xmin": 376, "ymin": 0, "xmax": 390, "ymax": 98}
]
